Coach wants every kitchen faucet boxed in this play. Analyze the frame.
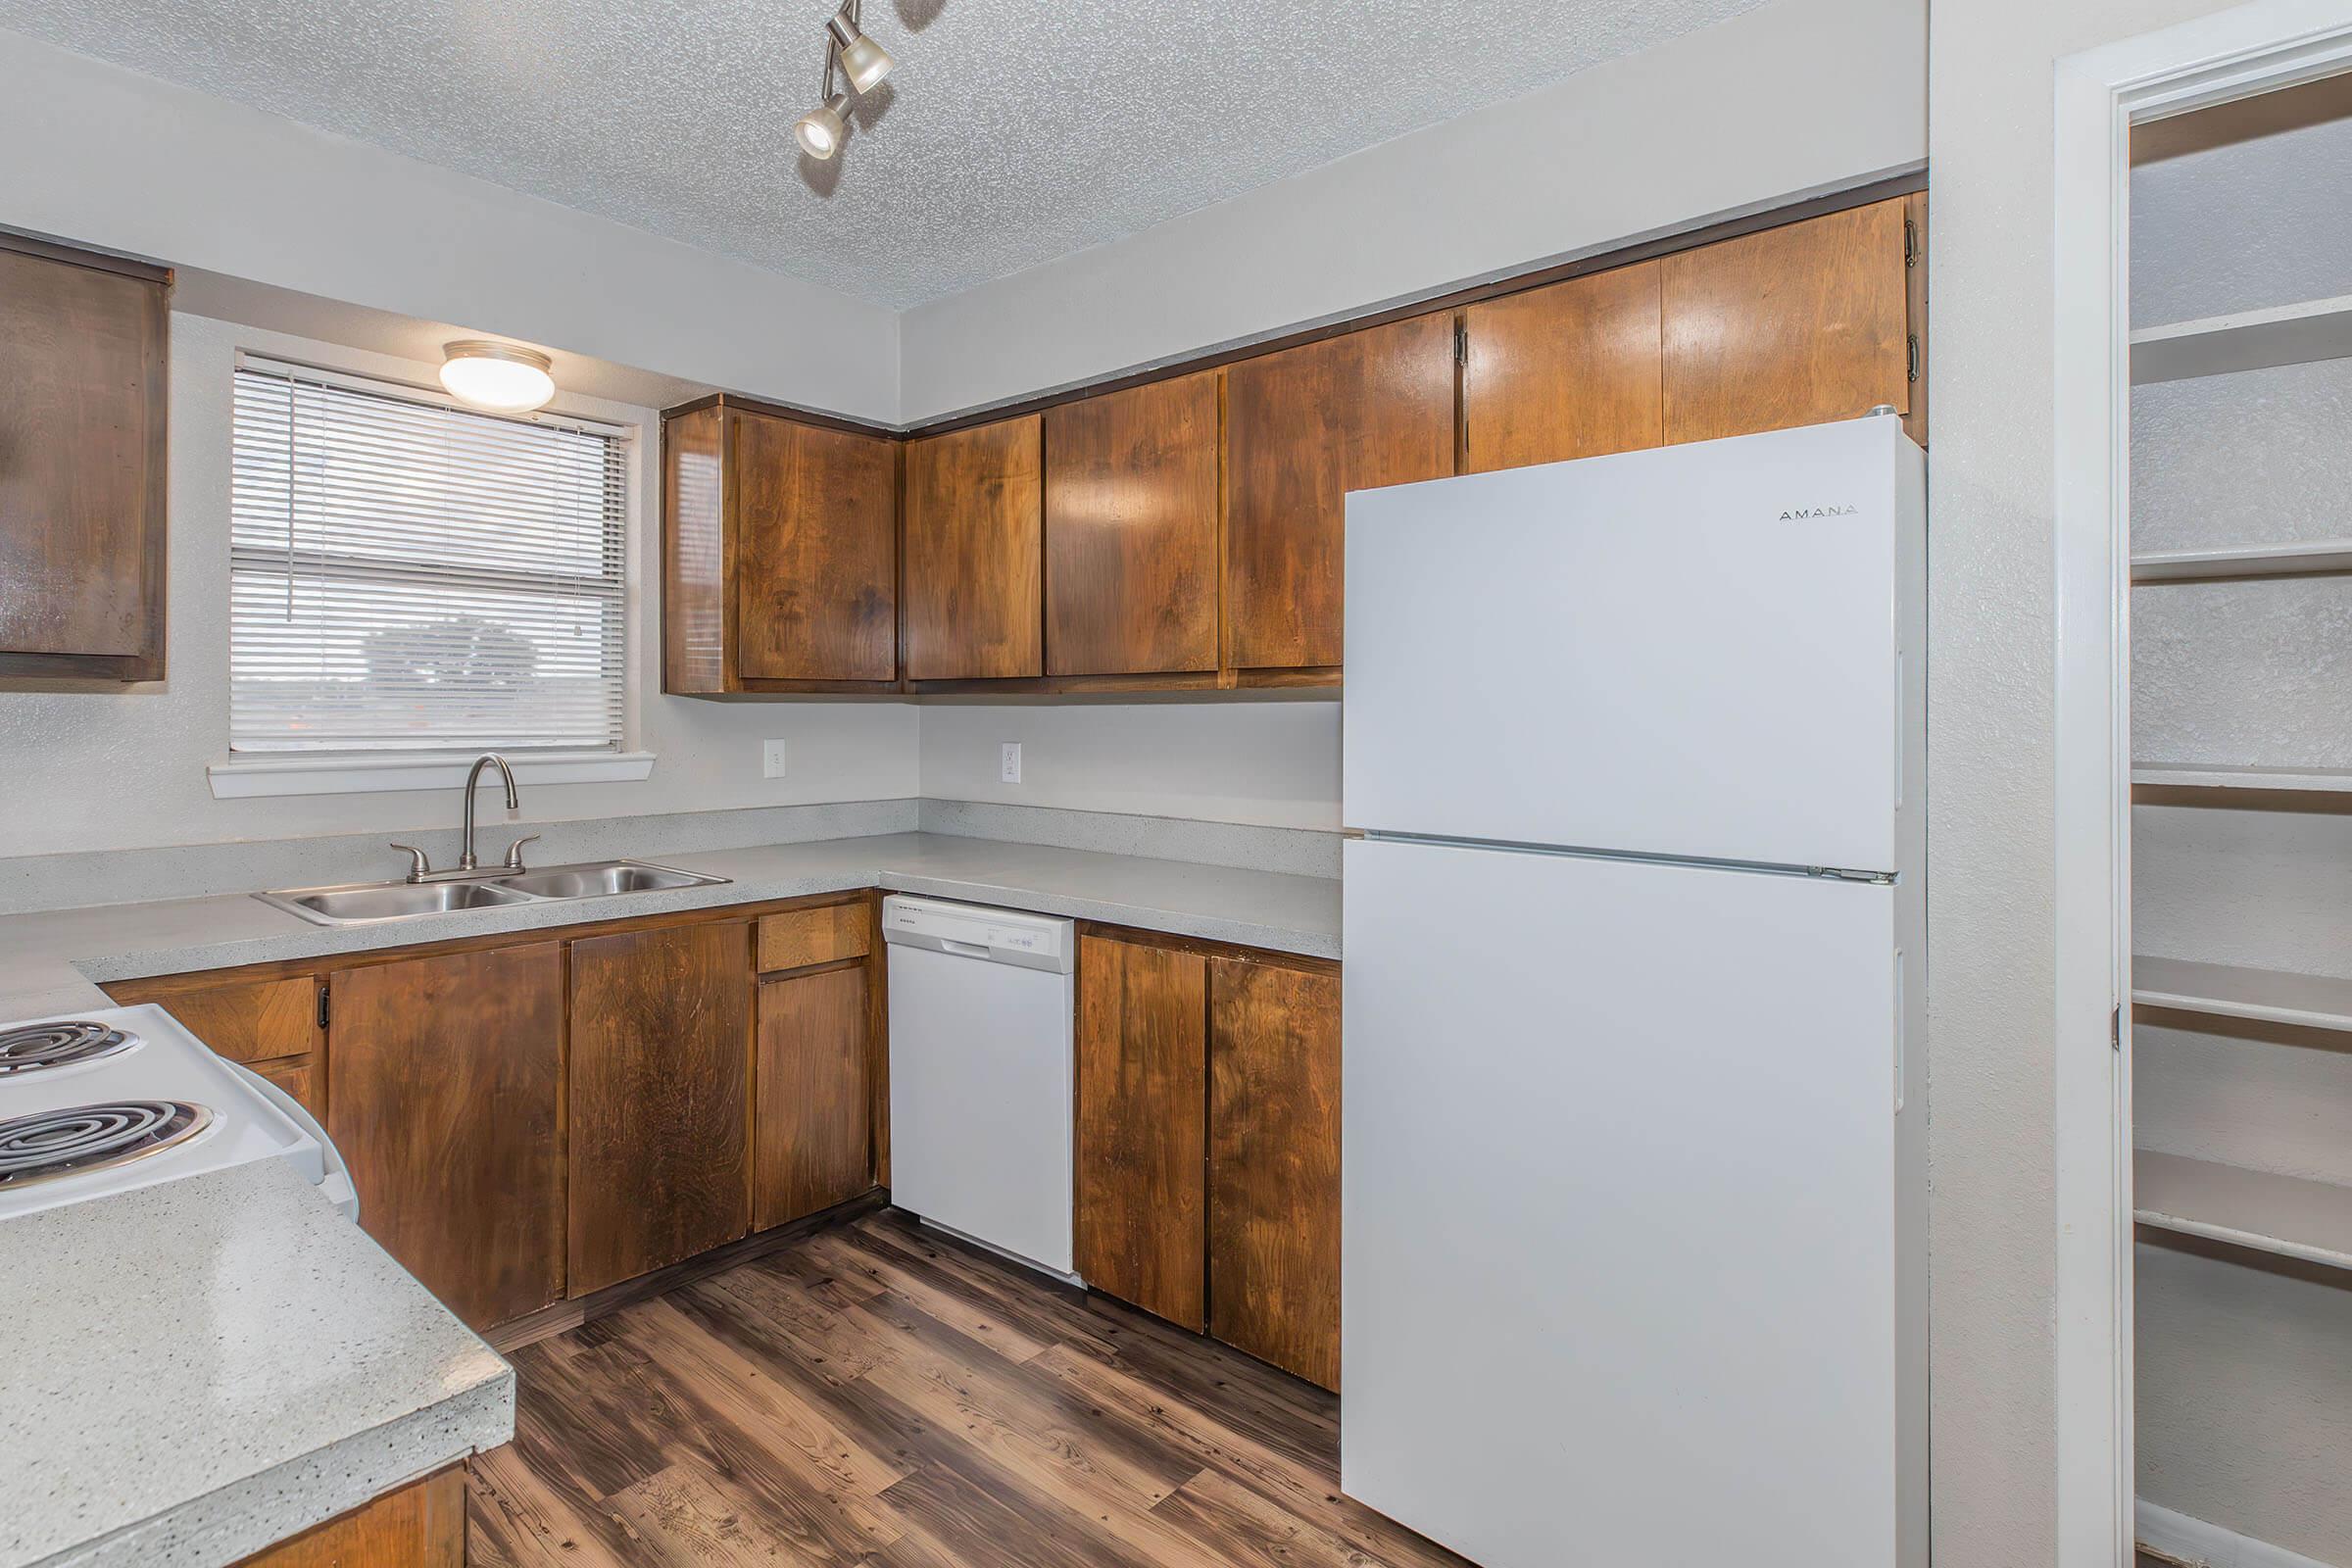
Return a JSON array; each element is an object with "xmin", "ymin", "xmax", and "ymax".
[
  {"xmin": 458, "ymin": 753, "xmax": 520, "ymax": 871},
  {"xmin": 390, "ymin": 753, "xmax": 535, "ymax": 881}
]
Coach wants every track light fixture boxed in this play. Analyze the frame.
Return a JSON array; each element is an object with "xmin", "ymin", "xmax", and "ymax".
[
  {"xmin": 794, "ymin": 1, "xmax": 894, "ymax": 164},
  {"xmin": 825, "ymin": 4, "xmax": 894, "ymax": 93}
]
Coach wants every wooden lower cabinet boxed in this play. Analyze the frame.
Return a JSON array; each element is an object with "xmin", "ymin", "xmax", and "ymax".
[
  {"xmin": 1074, "ymin": 934, "xmax": 1210, "ymax": 1332},
  {"xmin": 231, "ymin": 1466, "xmax": 464, "ymax": 1567},
  {"xmin": 755, "ymin": 962, "xmax": 873, "ymax": 1229},
  {"xmin": 328, "ymin": 946, "xmax": 565, "ymax": 1330},
  {"xmin": 568, "ymin": 921, "xmax": 754, "ymax": 1294},
  {"xmin": 1074, "ymin": 932, "xmax": 1343, "ymax": 1388},
  {"xmin": 1208, "ymin": 956, "xmax": 1342, "ymax": 1391}
]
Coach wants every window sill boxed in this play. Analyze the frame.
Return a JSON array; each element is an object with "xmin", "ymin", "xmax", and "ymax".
[{"xmin": 207, "ymin": 751, "xmax": 658, "ymax": 799}]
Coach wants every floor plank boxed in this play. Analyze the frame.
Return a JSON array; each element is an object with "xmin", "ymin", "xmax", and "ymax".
[{"xmin": 468, "ymin": 1208, "xmax": 1473, "ymax": 1568}]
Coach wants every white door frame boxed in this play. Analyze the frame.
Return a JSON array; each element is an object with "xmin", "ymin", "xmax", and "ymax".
[{"xmin": 2051, "ymin": 4, "xmax": 2352, "ymax": 1562}]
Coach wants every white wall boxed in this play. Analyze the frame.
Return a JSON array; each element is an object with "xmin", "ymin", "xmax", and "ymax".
[
  {"xmin": 0, "ymin": 27, "xmax": 899, "ymax": 422},
  {"xmin": 898, "ymin": 0, "xmax": 1927, "ymax": 421},
  {"xmin": 0, "ymin": 314, "xmax": 918, "ymax": 860},
  {"xmin": 1921, "ymin": 2, "xmax": 2237, "ymax": 1565},
  {"xmin": 917, "ymin": 701, "xmax": 1343, "ymax": 831}
]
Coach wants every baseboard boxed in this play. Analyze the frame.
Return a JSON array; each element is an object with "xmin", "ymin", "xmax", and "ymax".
[
  {"xmin": 484, "ymin": 1189, "xmax": 886, "ymax": 1355},
  {"xmin": 2137, "ymin": 1500, "xmax": 2337, "ymax": 1568}
]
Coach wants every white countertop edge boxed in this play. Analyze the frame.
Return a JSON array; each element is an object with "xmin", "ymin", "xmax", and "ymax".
[{"xmin": 25, "ymin": 1364, "xmax": 512, "ymax": 1568}]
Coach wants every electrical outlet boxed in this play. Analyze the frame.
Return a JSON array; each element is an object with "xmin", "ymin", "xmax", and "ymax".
[
  {"xmin": 762, "ymin": 739, "xmax": 788, "ymax": 779},
  {"xmin": 1000, "ymin": 742, "xmax": 1023, "ymax": 784}
]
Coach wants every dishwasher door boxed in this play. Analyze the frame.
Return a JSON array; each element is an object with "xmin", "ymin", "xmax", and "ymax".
[{"xmin": 882, "ymin": 895, "xmax": 1077, "ymax": 1276}]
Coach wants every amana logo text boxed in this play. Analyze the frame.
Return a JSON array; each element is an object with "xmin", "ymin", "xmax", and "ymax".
[{"xmin": 1778, "ymin": 504, "xmax": 1860, "ymax": 520}]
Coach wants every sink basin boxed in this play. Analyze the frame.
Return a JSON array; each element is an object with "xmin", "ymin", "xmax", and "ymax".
[
  {"xmin": 492, "ymin": 860, "xmax": 728, "ymax": 900},
  {"xmin": 259, "ymin": 879, "xmax": 539, "ymax": 926},
  {"xmin": 256, "ymin": 858, "xmax": 729, "ymax": 928}
]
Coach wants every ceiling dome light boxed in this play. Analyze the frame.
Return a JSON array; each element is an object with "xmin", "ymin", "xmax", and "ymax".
[
  {"xmin": 796, "ymin": 90, "xmax": 852, "ymax": 159},
  {"xmin": 826, "ymin": 7, "xmax": 893, "ymax": 93},
  {"xmin": 439, "ymin": 341, "xmax": 556, "ymax": 415}
]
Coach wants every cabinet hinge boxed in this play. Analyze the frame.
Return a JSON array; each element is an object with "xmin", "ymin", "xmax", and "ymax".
[
  {"xmin": 1906, "ymin": 333, "xmax": 1921, "ymax": 384},
  {"xmin": 1453, "ymin": 318, "xmax": 1467, "ymax": 367},
  {"xmin": 318, "ymin": 985, "xmax": 330, "ymax": 1032},
  {"xmin": 1904, "ymin": 216, "xmax": 1920, "ymax": 267}
]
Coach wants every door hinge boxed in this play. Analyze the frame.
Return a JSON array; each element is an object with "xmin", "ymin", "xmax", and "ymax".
[
  {"xmin": 2111, "ymin": 1004, "xmax": 2122, "ymax": 1052},
  {"xmin": 1453, "ymin": 318, "xmax": 1468, "ymax": 367},
  {"xmin": 318, "ymin": 985, "xmax": 330, "ymax": 1032},
  {"xmin": 1904, "ymin": 216, "xmax": 1920, "ymax": 267},
  {"xmin": 1907, "ymin": 333, "xmax": 1921, "ymax": 384},
  {"xmin": 1809, "ymin": 866, "xmax": 1896, "ymax": 886}
]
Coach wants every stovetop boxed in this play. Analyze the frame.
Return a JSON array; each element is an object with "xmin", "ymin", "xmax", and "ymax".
[{"xmin": 0, "ymin": 1005, "xmax": 327, "ymax": 1221}]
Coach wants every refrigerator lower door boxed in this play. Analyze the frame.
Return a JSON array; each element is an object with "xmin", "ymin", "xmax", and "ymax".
[{"xmin": 1343, "ymin": 836, "xmax": 1916, "ymax": 1568}]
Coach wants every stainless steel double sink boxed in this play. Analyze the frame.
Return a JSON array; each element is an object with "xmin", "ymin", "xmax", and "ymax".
[{"xmin": 255, "ymin": 859, "xmax": 731, "ymax": 927}]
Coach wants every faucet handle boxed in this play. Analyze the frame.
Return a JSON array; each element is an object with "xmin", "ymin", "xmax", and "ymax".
[
  {"xmin": 502, "ymin": 835, "xmax": 541, "ymax": 872},
  {"xmin": 389, "ymin": 843, "xmax": 432, "ymax": 883}
]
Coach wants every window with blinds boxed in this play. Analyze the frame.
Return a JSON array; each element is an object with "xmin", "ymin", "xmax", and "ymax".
[{"xmin": 229, "ymin": 359, "xmax": 626, "ymax": 755}]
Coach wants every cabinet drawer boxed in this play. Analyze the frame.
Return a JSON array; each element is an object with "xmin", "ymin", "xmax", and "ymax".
[
  {"xmin": 106, "ymin": 974, "xmax": 320, "ymax": 1066},
  {"xmin": 250, "ymin": 1054, "xmax": 323, "ymax": 1120},
  {"xmin": 758, "ymin": 902, "xmax": 871, "ymax": 973}
]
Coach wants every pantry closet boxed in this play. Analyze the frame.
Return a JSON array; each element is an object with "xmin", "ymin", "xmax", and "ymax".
[{"xmin": 2128, "ymin": 73, "xmax": 2352, "ymax": 1568}]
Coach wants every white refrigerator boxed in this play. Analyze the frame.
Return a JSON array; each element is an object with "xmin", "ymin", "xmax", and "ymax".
[{"xmin": 1341, "ymin": 414, "xmax": 1926, "ymax": 1568}]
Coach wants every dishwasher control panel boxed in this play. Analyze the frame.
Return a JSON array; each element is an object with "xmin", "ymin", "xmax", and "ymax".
[{"xmin": 880, "ymin": 895, "xmax": 1076, "ymax": 974}]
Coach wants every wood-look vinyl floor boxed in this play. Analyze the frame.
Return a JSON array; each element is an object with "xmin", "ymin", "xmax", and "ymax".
[{"xmin": 466, "ymin": 1207, "xmax": 1474, "ymax": 1567}]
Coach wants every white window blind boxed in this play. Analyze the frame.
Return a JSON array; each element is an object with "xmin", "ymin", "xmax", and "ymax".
[{"xmin": 229, "ymin": 359, "xmax": 626, "ymax": 755}]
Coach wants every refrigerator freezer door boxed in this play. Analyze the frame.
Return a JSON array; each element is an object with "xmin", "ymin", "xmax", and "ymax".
[
  {"xmin": 1345, "ymin": 415, "xmax": 1922, "ymax": 873},
  {"xmin": 1342, "ymin": 836, "xmax": 1911, "ymax": 1568}
]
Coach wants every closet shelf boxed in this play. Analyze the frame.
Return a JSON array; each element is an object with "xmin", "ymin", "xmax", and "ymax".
[
  {"xmin": 2131, "ymin": 292, "xmax": 2352, "ymax": 384},
  {"xmin": 2133, "ymin": 956, "xmax": 2352, "ymax": 1034},
  {"xmin": 2134, "ymin": 1150, "xmax": 2352, "ymax": 1272},
  {"xmin": 2132, "ymin": 541, "xmax": 2352, "ymax": 581},
  {"xmin": 2131, "ymin": 763, "xmax": 2352, "ymax": 793}
]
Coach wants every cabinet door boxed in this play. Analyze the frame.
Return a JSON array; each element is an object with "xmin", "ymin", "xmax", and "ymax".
[
  {"xmin": 0, "ymin": 243, "xmax": 167, "ymax": 678},
  {"xmin": 1223, "ymin": 316, "xmax": 1454, "ymax": 670},
  {"xmin": 328, "ymin": 945, "xmax": 565, "ymax": 1329},
  {"xmin": 1661, "ymin": 197, "xmax": 1912, "ymax": 445},
  {"xmin": 1044, "ymin": 371, "xmax": 1220, "ymax": 676},
  {"xmin": 903, "ymin": 415, "xmax": 1044, "ymax": 680},
  {"xmin": 230, "ymin": 1466, "xmax": 465, "ymax": 1568},
  {"xmin": 569, "ymin": 921, "xmax": 753, "ymax": 1294},
  {"xmin": 1208, "ymin": 957, "xmax": 1342, "ymax": 1390},
  {"xmin": 755, "ymin": 963, "xmax": 872, "ymax": 1230},
  {"xmin": 1074, "ymin": 935, "xmax": 1208, "ymax": 1330},
  {"xmin": 732, "ymin": 410, "xmax": 898, "ymax": 683},
  {"xmin": 1462, "ymin": 262, "xmax": 1663, "ymax": 473}
]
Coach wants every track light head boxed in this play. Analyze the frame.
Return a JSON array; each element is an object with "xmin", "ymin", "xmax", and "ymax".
[
  {"xmin": 826, "ymin": 7, "xmax": 894, "ymax": 93},
  {"xmin": 795, "ymin": 89, "xmax": 853, "ymax": 159}
]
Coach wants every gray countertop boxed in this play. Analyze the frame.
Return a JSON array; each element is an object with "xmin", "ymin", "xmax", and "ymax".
[
  {"xmin": 0, "ymin": 830, "xmax": 1344, "ymax": 1017},
  {"xmin": 0, "ymin": 828, "xmax": 1338, "ymax": 1566},
  {"xmin": 0, "ymin": 1160, "xmax": 513, "ymax": 1568}
]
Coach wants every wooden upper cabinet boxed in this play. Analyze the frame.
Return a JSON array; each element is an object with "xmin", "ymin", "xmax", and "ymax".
[
  {"xmin": 1208, "ymin": 956, "xmax": 1341, "ymax": 1391},
  {"xmin": 568, "ymin": 921, "xmax": 754, "ymax": 1295},
  {"xmin": 1074, "ymin": 934, "xmax": 1209, "ymax": 1332},
  {"xmin": 1223, "ymin": 315, "xmax": 1455, "ymax": 671},
  {"xmin": 0, "ymin": 238, "xmax": 169, "ymax": 681},
  {"xmin": 1044, "ymin": 371, "xmax": 1220, "ymax": 676},
  {"xmin": 733, "ymin": 410, "xmax": 898, "ymax": 683},
  {"xmin": 1661, "ymin": 196, "xmax": 1914, "ymax": 445},
  {"xmin": 662, "ymin": 399, "xmax": 898, "ymax": 694},
  {"xmin": 327, "ymin": 945, "xmax": 566, "ymax": 1330},
  {"xmin": 1463, "ymin": 262, "xmax": 1663, "ymax": 472},
  {"xmin": 903, "ymin": 415, "xmax": 1045, "ymax": 680}
]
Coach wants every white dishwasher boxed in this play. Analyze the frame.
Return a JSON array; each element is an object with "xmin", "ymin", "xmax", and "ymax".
[{"xmin": 882, "ymin": 895, "xmax": 1077, "ymax": 1276}]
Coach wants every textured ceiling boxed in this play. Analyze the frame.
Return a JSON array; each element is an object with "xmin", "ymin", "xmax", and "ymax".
[{"xmin": 0, "ymin": 0, "xmax": 1764, "ymax": 308}]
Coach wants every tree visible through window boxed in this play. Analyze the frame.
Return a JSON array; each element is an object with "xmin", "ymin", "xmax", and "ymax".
[{"xmin": 229, "ymin": 359, "xmax": 626, "ymax": 754}]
